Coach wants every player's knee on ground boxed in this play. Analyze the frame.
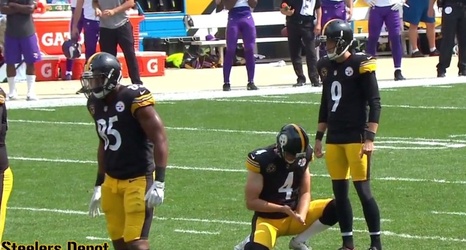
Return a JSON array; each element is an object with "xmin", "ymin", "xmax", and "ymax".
[
  {"xmin": 320, "ymin": 199, "xmax": 339, "ymax": 226},
  {"xmin": 245, "ymin": 242, "xmax": 270, "ymax": 250}
]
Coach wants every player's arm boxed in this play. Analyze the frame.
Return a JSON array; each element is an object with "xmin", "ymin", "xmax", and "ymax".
[
  {"xmin": 132, "ymin": 90, "xmax": 168, "ymax": 182},
  {"xmin": 112, "ymin": 0, "xmax": 134, "ymax": 13},
  {"xmin": 8, "ymin": 0, "xmax": 35, "ymax": 14},
  {"xmin": 359, "ymin": 57, "xmax": 381, "ymax": 140},
  {"xmin": 295, "ymin": 166, "xmax": 311, "ymax": 219},
  {"xmin": 72, "ymin": 0, "xmax": 85, "ymax": 27},
  {"xmin": 345, "ymin": 0, "xmax": 353, "ymax": 10},
  {"xmin": 245, "ymin": 170, "xmax": 285, "ymax": 213},
  {"xmin": 248, "ymin": 0, "xmax": 258, "ymax": 8},
  {"xmin": 316, "ymin": 76, "xmax": 328, "ymax": 141},
  {"xmin": 92, "ymin": 0, "xmax": 101, "ymax": 10},
  {"xmin": 245, "ymin": 156, "xmax": 286, "ymax": 213},
  {"xmin": 429, "ymin": 0, "xmax": 437, "ymax": 9},
  {"xmin": 95, "ymin": 139, "xmax": 105, "ymax": 185},
  {"xmin": 0, "ymin": 5, "xmax": 16, "ymax": 14}
]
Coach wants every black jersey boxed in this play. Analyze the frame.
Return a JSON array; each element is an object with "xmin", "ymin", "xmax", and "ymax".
[
  {"xmin": 317, "ymin": 53, "xmax": 382, "ymax": 143},
  {"xmin": 246, "ymin": 145, "xmax": 313, "ymax": 219},
  {"xmin": 87, "ymin": 85, "xmax": 156, "ymax": 179}
]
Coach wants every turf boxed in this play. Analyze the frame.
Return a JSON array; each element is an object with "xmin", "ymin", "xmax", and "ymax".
[{"xmin": 3, "ymin": 83, "xmax": 466, "ymax": 249}]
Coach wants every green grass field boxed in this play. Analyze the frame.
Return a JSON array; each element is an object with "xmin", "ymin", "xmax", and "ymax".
[{"xmin": 3, "ymin": 83, "xmax": 466, "ymax": 249}]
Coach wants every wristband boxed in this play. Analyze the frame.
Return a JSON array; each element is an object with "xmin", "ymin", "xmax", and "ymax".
[
  {"xmin": 155, "ymin": 166, "xmax": 166, "ymax": 182},
  {"xmin": 315, "ymin": 131, "xmax": 324, "ymax": 141},
  {"xmin": 364, "ymin": 130, "xmax": 376, "ymax": 142},
  {"xmin": 95, "ymin": 173, "xmax": 105, "ymax": 186}
]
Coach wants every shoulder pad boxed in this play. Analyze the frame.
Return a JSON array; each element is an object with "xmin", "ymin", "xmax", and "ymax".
[
  {"xmin": 125, "ymin": 85, "xmax": 155, "ymax": 115},
  {"xmin": 245, "ymin": 148, "xmax": 271, "ymax": 173},
  {"xmin": 357, "ymin": 53, "xmax": 377, "ymax": 74}
]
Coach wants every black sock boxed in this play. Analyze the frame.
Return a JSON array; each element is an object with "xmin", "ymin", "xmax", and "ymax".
[{"xmin": 370, "ymin": 233, "xmax": 382, "ymax": 249}]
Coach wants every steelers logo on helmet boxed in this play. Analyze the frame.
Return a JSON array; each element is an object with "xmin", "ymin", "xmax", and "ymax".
[
  {"xmin": 278, "ymin": 134, "xmax": 288, "ymax": 146},
  {"xmin": 276, "ymin": 124, "xmax": 310, "ymax": 165}
]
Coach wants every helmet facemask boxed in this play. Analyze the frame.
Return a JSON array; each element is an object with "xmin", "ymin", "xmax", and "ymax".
[
  {"xmin": 319, "ymin": 34, "xmax": 353, "ymax": 60},
  {"xmin": 80, "ymin": 68, "xmax": 121, "ymax": 99}
]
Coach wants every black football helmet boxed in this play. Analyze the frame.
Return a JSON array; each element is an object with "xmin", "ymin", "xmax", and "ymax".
[
  {"xmin": 79, "ymin": 52, "xmax": 122, "ymax": 99},
  {"xmin": 276, "ymin": 124, "xmax": 310, "ymax": 164},
  {"xmin": 319, "ymin": 19, "xmax": 354, "ymax": 60}
]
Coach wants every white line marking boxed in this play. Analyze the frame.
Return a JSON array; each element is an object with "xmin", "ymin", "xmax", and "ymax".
[
  {"xmin": 9, "ymin": 156, "xmax": 466, "ymax": 184},
  {"xmin": 5, "ymin": 78, "xmax": 466, "ymax": 110},
  {"xmin": 449, "ymin": 134, "xmax": 466, "ymax": 138},
  {"xmin": 8, "ymin": 119, "xmax": 466, "ymax": 143},
  {"xmin": 9, "ymin": 206, "xmax": 464, "ymax": 242},
  {"xmin": 86, "ymin": 236, "xmax": 110, "ymax": 241},
  {"xmin": 28, "ymin": 108, "xmax": 56, "ymax": 112},
  {"xmin": 174, "ymin": 229, "xmax": 220, "ymax": 235},
  {"xmin": 431, "ymin": 211, "xmax": 466, "ymax": 216},
  {"xmin": 213, "ymin": 98, "xmax": 466, "ymax": 110},
  {"xmin": 8, "ymin": 206, "xmax": 390, "ymax": 223}
]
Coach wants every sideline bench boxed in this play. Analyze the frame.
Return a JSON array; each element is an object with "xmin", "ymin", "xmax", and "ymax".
[{"xmin": 188, "ymin": 6, "xmax": 443, "ymax": 64}]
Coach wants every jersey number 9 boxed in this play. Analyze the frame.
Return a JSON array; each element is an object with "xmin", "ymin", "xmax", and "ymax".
[{"xmin": 330, "ymin": 81, "xmax": 342, "ymax": 112}]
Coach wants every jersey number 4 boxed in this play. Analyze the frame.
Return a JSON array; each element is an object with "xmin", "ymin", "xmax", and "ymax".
[
  {"xmin": 278, "ymin": 172, "xmax": 294, "ymax": 200},
  {"xmin": 330, "ymin": 81, "xmax": 342, "ymax": 112},
  {"xmin": 97, "ymin": 115, "xmax": 122, "ymax": 151}
]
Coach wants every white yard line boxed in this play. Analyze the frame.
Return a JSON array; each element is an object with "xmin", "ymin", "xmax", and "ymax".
[
  {"xmin": 7, "ymin": 206, "xmax": 465, "ymax": 243},
  {"xmin": 173, "ymin": 229, "xmax": 220, "ymax": 235},
  {"xmin": 431, "ymin": 211, "xmax": 466, "ymax": 216},
  {"xmin": 5, "ymin": 78, "xmax": 466, "ymax": 110},
  {"xmin": 8, "ymin": 156, "xmax": 466, "ymax": 185},
  {"xmin": 212, "ymin": 98, "xmax": 466, "ymax": 110}
]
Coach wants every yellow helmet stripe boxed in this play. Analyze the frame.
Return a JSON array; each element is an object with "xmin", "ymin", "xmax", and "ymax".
[
  {"xmin": 290, "ymin": 124, "xmax": 305, "ymax": 153},
  {"xmin": 84, "ymin": 52, "xmax": 102, "ymax": 71},
  {"xmin": 322, "ymin": 19, "xmax": 339, "ymax": 36}
]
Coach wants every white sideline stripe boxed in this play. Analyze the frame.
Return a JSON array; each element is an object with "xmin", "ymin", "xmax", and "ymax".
[
  {"xmin": 9, "ymin": 207, "xmax": 465, "ymax": 243},
  {"xmin": 213, "ymin": 98, "xmax": 466, "ymax": 110},
  {"xmin": 431, "ymin": 211, "xmax": 466, "ymax": 216},
  {"xmin": 174, "ymin": 229, "xmax": 220, "ymax": 235},
  {"xmin": 86, "ymin": 236, "xmax": 110, "ymax": 241},
  {"xmin": 8, "ymin": 206, "xmax": 390, "ymax": 223},
  {"xmin": 5, "ymin": 77, "xmax": 466, "ymax": 110},
  {"xmin": 8, "ymin": 119, "xmax": 466, "ymax": 144},
  {"xmin": 9, "ymin": 156, "xmax": 466, "ymax": 185}
]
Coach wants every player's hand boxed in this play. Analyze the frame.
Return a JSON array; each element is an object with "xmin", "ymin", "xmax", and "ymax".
[
  {"xmin": 95, "ymin": 8, "xmax": 102, "ymax": 17},
  {"xmin": 314, "ymin": 140, "xmax": 324, "ymax": 158},
  {"xmin": 280, "ymin": 5, "xmax": 295, "ymax": 16},
  {"xmin": 281, "ymin": 206, "xmax": 306, "ymax": 225},
  {"xmin": 361, "ymin": 140, "xmax": 374, "ymax": 158},
  {"xmin": 145, "ymin": 181, "xmax": 165, "ymax": 208},
  {"xmin": 71, "ymin": 25, "xmax": 79, "ymax": 40},
  {"xmin": 314, "ymin": 23, "xmax": 321, "ymax": 36},
  {"xmin": 391, "ymin": 0, "xmax": 405, "ymax": 11},
  {"xmin": 89, "ymin": 186, "xmax": 102, "ymax": 218},
  {"xmin": 346, "ymin": 7, "xmax": 352, "ymax": 21},
  {"xmin": 103, "ymin": 9, "xmax": 115, "ymax": 16}
]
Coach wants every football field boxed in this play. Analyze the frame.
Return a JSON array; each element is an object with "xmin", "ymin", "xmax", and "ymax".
[{"xmin": 3, "ymin": 82, "xmax": 466, "ymax": 249}]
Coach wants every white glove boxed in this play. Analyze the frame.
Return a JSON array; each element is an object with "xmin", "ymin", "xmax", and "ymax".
[
  {"xmin": 391, "ymin": 0, "xmax": 406, "ymax": 11},
  {"xmin": 365, "ymin": 0, "xmax": 376, "ymax": 6},
  {"xmin": 145, "ymin": 181, "xmax": 165, "ymax": 208},
  {"xmin": 89, "ymin": 186, "xmax": 102, "ymax": 218}
]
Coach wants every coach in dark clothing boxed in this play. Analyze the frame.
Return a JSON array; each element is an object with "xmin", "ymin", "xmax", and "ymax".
[
  {"xmin": 281, "ymin": 0, "xmax": 322, "ymax": 87},
  {"xmin": 429, "ymin": 0, "xmax": 466, "ymax": 77}
]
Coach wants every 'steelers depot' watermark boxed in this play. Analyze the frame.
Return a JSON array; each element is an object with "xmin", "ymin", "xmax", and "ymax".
[{"xmin": 2, "ymin": 241, "xmax": 110, "ymax": 250}]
